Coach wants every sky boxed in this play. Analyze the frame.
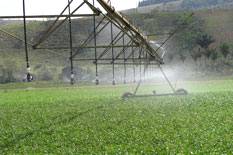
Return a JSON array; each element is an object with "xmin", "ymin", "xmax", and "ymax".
[{"xmin": 0, "ymin": 0, "xmax": 139, "ymax": 16}]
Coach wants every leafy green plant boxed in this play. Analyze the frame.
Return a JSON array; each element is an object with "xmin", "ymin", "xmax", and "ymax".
[{"xmin": 0, "ymin": 81, "xmax": 233, "ymax": 154}]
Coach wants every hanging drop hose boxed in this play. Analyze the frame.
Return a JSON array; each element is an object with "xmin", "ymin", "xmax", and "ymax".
[
  {"xmin": 22, "ymin": 0, "xmax": 33, "ymax": 82},
  {"xmin": 133, "ymin": 59, "xmax": 149, "ymax": 95},
  {"xmin": 67, "ymin": 0, "xmax": 75, "ymax": 85}
]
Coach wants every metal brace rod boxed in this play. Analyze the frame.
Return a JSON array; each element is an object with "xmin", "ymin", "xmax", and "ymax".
[
  {"xmin": 0, "ymin": 28, "xmax": 33, "ymax": 46},
  {"xmin": 100, "ymin": 12, "xmax": 140, "ymax": 46},
  {"xmin": 36, "ymin": 44, "xmax": 138, "ymax": 49},
  {"xmin": 97, "ymin": 30, "xmax": 124, "ymax": 59},
  {"xmin": 32, "ymin": 0, "xmax": 76, "ymax": 48},
  {"xmin": 159, "ymin": 65, "xmax": 176, "ymax": 93},
  {"xmin": 72, "ymin": 19, "xmax": 111, "ymax": 59},
  {"xmin": 114, "ymin": 40, "xmax": 132, "ymax": 60},
  {"xmin": 84, "ymin": 0, "xmax": 102, "ymax": 15},
  {"xmin": 33, "ymin": 1, "xmax": 85, "ymax": 48},
  {"xmin": 71, "ymin": 17, "xmax": 110, "ymax": 58},
  {"xmin": 132, "ymin": 64, "xmax": 176, "ymax": 96},
  {"xmin": 126, "ymin": 46, "xmax": 139, "ymax": 61},
  {"xmin": 0, "ymin": 14, "xmax": 98, "ymax": 19},
  {"xmin": 73, "ymin": 58, "xmax": 156, "ymax": 61},
  {"xmin": 76, "ymin": 16, "xmax": 107, "ymax": 49},
  {"xmin": 2, "ymin": 30, "xmax": 71, "ymax": 63},
  {"xmin": 97, "ymin": 31, "xmax": 125, "ymax": 60},
  {"xmin": 0, "ymin": 24, "xmax": 68, "ymax": 59},
  {"xmin": 95, "ymin": 62, "xmax": 160, "ymax": 66}
]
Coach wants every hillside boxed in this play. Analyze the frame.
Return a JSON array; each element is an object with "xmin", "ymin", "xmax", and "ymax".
[
  {"xmin": 0, "ymin": 8, "xmax": 233, "ymax": 84},
  {"xmin": 0, "ymin": 19, "xmax": 87, "ymax": 83},
  {"xmin": 129, "ymin": 8, "xmax": 233, "ymax": 75}
]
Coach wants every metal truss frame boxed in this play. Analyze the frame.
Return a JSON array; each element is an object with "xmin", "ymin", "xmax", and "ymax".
[{"xmin": 0, "ymin": 0, "xmax": 189, "ymax": 97}]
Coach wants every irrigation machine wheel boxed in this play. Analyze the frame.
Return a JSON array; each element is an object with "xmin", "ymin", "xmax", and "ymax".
[
  {"xmin": 122, "ymin": 92, "xmax": 134, "ymax": 99},
  {"xmin": 175, "ymin": 88, "xmax": 188, "ymax": 95}
]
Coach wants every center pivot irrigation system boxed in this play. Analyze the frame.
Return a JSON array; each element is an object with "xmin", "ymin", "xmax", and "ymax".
[{"xmin": 0, "ymin": 0, "xmax": 189, "ymax": 98}]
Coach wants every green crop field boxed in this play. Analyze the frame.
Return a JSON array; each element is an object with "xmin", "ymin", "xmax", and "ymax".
[{"xmin": 0, "ymin": 80, "xmax": 233, "ymax": 154}]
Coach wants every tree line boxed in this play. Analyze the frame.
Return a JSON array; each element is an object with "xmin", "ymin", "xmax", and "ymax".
[
  {"xmin": 138, "ymin": 0, "xmax": 233, "ymax": 9},
  {"xmin": 138, "ymin": 0, "xmax": 178, "ymax": 7}
]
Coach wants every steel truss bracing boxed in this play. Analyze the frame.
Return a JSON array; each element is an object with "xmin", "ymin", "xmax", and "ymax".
[{"xmin": 0, "ymin": 0, "xmax": 190, "ymax": 97}]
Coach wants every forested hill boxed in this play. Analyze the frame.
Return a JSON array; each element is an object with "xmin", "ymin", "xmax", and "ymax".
[{"xmin": 138, "ymin": 0, "xmax": 233, "ymax": 10}]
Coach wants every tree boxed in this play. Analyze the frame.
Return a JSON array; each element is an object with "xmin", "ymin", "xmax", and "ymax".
[
  {"xmin": 220, "ymin": 43, "xmax": 230, "ymax": 58},
  {"xmin": 203, "ymin": 49, "xmax": 213, "ymax": 60},
  {"xmin": 196, "ymin": 33, "xmax": 215, "ymax": 62},
  {"xmin": 196, "ymin": 33, "xmax": 215, "ymax": 50},
  {"xmin": 210, "ymin": 49, "xmax": 218, "ymax": 61},
  {"xmin": 190, "ymin": 48, "xmax": 202, "ymax": 62},
  {"xmin": 173, "ymin": 13, "xmax": 204, "ymax": 59}
]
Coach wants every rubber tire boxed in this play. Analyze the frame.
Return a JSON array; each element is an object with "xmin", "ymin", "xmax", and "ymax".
[
  {"xmin": 175, "ymin": 88, "xmax": 188, "ymax": 95},
  {"xmin": 122, "ymin": 92, "xmax": 133, "ymax": 99}
]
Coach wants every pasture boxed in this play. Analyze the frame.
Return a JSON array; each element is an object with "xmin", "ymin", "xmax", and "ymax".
[{"xmin": 0, "ymin": 80, "xmax": 233, "ymax": 154}]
